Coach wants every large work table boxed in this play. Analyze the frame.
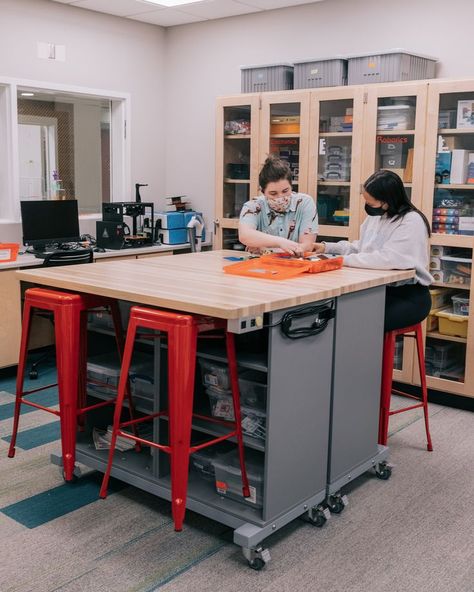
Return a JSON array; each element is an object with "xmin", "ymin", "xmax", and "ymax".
[{"xmin": 15, "ymin": 250, "xmax": 414, "ymax": 568}]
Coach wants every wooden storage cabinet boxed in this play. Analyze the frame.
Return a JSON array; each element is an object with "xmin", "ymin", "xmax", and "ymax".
[{"xmin": 216, "ymin": 79, "xmax": 474, "ymax": 400}]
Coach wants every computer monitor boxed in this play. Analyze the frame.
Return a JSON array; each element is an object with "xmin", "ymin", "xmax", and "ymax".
[{"xmin": 21, "ymin": 200, "xmax": 81, "ymax": 251}]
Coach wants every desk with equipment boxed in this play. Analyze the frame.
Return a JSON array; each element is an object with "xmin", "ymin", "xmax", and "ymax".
[{"xmin": 15, "ymin": 251, "xmax": 414, "ymax": 568}]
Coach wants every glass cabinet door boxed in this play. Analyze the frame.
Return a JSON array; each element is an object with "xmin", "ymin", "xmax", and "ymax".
[
  {"xmin": 259, "ymin": 92, "xmax": 310, "ymax": 195},
  {"xmin": 308, "ymin": 87, "xmax": 365, "ymax": 240},
  {"xmin": 362, "ymin": 82, "xmax": 428, "ymax": 216},
  {"xmin": 421, "ymin": 81, "xmax": 474, "ymax": 398},
  {"xmin": 423, "ymin": 83, "xmax": 474, "ymax": 246},
  {"xmin": 215, "ymin": 95, "xmax": 259, "ymax": 249}
]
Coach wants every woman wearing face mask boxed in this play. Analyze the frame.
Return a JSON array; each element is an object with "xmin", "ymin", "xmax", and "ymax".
[
  {"xmin": 238, "ymin": 155, "xmax": 318, "ymax": 256},
  {"xmin": 313, "ymin": 170, "xmax": 433, "ymax": 331}
]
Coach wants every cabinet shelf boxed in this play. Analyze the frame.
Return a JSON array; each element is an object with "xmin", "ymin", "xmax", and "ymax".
[
  {"xmin": 426, "ymin": 331, "xmax": 467, "ymax": 344},
  {"xmin": 318, "ymin": 181, "xmax": 351, "ymax": 186},
  {"xmin": 270, "ymin": 133, "xmax": 300, "ymax": 139},
  {"xmin": 319, "ymin": 132, "xmax": 353, "ymax": 137},
  {"xmin": 224, "ymin": 134, "xmax": 251, "ymax": 140},
  {"xmin": 432, "ymin": 282, "xmax": 470, "ymax": 291},
  {"xmin": 438, "ymin": 128, "xmax": 474, "ymax": 135},
  {"xmin": 317, "ymin": 225, "xmax": 350, "ymax": 238},
  {"xmin": 224, "ymin": 178, "xmax": 250, "ymax": 184},
  {"xmin": 376, "ymin": 129, "xmax": 415, "ymax": 135},
  {"xmin": 434, "ymin": 184, "xmax": 474, "ymax": 190}
]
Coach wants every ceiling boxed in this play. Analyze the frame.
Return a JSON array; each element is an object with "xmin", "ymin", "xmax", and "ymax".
[{"xmin": 51, "ymin": 0, "xmax": 326, "ymax": 28}]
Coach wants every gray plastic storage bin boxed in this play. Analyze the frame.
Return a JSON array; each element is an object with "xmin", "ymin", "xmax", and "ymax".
[
  {"xmin": 212, "ymin": 449, "xmax": 264, "ymax": 508},
  {"xmin": 87, "ymin": 351, "xmax": 154, "ymax": 411},
  {"xmin": 241, "ymin": 63, "xmax": 293, "ymax": 93},
  {"xmin": 293, "ymin": 57, "xmax": 347, "ymax": 89},
  {"xmin": 347, "ymin": 50, "xmax": 437, "ymax": 85}
]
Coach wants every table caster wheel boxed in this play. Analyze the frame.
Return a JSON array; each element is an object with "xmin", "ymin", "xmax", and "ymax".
[
  {"xmin": 326, "ymin": 493, "xmax": 346, "ymax": 514},
  {"xmin": 375, "ymin": 462, "xmax": 392, "ymax": 480},
  {"xmin": 249, "ymin": 557, "xmax": 265, "ymax": 571},
  {"xmin": 302, "ymin": 505, "xmax": 330, "ymax": 527},
  {"xmin": 242, "ymin": 546, "xmax": 270, "ymax": 570}
]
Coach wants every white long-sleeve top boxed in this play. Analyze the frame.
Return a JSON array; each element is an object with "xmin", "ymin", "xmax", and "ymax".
[{"xmin": 324, "ymin": 211, "xmax": 433, "ymax": 286}]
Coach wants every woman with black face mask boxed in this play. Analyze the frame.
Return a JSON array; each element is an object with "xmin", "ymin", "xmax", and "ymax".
[{"xmin": 313, "ymin": 170, "xmax": 433, "ymax": 331}]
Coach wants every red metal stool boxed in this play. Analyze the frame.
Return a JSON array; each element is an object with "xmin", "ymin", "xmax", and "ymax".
[
  {"xmin": 99, "ymin": 305, "xmax": 250, "ymax": 532},
  {"xmin": 8, "ymin": 287, "xmax": 135, "ymax": 481},
  {"xmin": 378, "ymin": 323, "xmax": 433, "ymax": 451}
]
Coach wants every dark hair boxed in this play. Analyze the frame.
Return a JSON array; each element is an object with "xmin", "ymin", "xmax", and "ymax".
[
  {"xmin": 259, "ymin": 155, "xmax": 292, "ymax": 191},
  {"xmin": 363, "ymin": 169, "xmax": 431, "ymax": 237}
]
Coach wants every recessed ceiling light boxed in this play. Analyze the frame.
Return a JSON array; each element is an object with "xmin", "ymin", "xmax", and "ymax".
[
  {"xmin": 138, "ymin": 0, "xmax": 204, "ymax": 7},
  {"xmin": 21, "ymin": 92, "xmax": 35, "ymax": 97}
]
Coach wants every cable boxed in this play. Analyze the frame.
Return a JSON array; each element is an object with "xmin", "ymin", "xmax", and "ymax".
[{"xmin": 278, "ymin": 302, "xmax": 335, "ymax": 340}]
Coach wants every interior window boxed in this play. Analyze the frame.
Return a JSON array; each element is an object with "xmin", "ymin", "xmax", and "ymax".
[{"xmin": 17, "ymin": 90, "xmax": 111, "ymax": 214}]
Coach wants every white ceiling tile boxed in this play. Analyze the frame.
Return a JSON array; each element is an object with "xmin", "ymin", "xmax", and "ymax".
[
  {"xmin": 128, "ymin": 8, "xmax": 207, "ymax": 26},
  {"xmin": 63, "ymin": 0, "xmax": 160, "ymax": 17},
  {"xmin": 237, "ymin": 0, "xmax": 324, "ymax": 9},
  {"xmin": 176, "ymin": 0, "xmax": 262, "ymax": 19}
]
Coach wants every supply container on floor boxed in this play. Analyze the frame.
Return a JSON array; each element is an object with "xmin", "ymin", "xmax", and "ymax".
[
  {"xmin": 347, "ymin": 50, "xmax": 437, "ymax": 85},
  {"xmin": 241, "ymin": 63, "xmax": 293, "ymax": 93},
  {"xmin": 213, "ymin": 449, "xmax": 264, "ymax": 508},
  {"xmin": 293, "ymin": 57, "xmax": 347, "ymax": 88},
  {"xmin": 190, "ymin": 446, "xmax": 230, "ymax": 481}
]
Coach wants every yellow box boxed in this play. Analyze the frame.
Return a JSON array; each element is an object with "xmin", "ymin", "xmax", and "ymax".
[{"xmin": 435, "ymin": 308, "xmax": 469, "ymax": 338}]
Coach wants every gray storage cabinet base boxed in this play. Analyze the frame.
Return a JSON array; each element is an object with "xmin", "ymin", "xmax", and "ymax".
[{"xmin": 327, "ymin": 287, "xmax": 387, "ymax": 494}]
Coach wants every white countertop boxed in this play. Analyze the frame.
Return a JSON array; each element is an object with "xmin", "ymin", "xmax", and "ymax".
[{"xmin": 0, "ymin": 242, "xmax": 209, "ymax": 271}]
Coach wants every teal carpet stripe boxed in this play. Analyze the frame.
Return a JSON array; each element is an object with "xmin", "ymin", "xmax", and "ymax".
[
  {"xmin": 0, "ymin": 389, "xmax": 59, "ymax": 421},
  {"xmin": 2, "ymin": 420, "xmax": 60, "ymax": 449},
  {"xmin": 0, "ymin": 472, "xmax": 126, "ymax": 529}
]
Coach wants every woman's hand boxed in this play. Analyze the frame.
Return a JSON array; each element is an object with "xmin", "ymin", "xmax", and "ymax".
[
  {"xmin": 278, "ymin": 238, "xmax": 304, "ymax": 256},
  {"xmin": 312, "ymin": 242, "xmax": 326, "ymax": 254}
]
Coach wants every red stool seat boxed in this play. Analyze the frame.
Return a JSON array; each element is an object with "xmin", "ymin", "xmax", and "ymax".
[
  {"xmin": 8, "ymin": 287, "xmax": 135, "ymax": 481},
  {"xmin": 99, "ymin": 305, "xmax": 250, "ymax": 532},
  {"xmin": 378, "ymin": 323, "xmax": 433, "ymax": 451}
]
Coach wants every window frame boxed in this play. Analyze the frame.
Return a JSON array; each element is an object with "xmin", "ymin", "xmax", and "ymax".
[{"xmin": 0, "ymin": 76, "xmax": 131, "ymax": 222}]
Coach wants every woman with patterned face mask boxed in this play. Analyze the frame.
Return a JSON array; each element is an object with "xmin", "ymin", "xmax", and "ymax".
[
  {"xmin": 238, "ymin": 155, "xmax": 318, "ymax": 256},
  {"xmin": 313, "ymin": 170, "xmax": 433, "ymax": 331}
]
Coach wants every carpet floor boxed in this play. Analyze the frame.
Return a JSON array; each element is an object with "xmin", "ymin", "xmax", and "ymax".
[{"xmin": 1, "ymin": 363, "xmax": 473, "ymax": 592}]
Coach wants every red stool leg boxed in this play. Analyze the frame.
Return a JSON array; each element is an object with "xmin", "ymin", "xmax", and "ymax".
[
  {"xmin": 55, "ymin": 303, "xmax": 81, "ymax": 481},
  {"xmin": 379, "ymin": 331, "xmax": 395, "ymax": 447},
  {"xmin": 8, "ymin": 300, "xmax": 35, "ymax": 458},
  {"xmin": 225, "ymin": 331, "xmax": 250, "ymax": 498},
  {"xmin": 109, "ymin": 301, "xmax": 141, "ymax": 449},
  {"xmin": 99, "ymin": 316, "xmax": 138, "ymax": 499},
  {"xmin": 415, "ymin": 326, "xmax": 433, "ymax": 452},
  {"xmin": 168, "ymin": 321, "xmax": 197, "ymax": 531},
  {"xmin": 77, "ymin": 311, "xmax": 88, "ymax": 432}
]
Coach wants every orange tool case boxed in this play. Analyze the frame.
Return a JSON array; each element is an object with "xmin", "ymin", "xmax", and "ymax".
[{"xmin": 223, "ymin": 253, "xmax": 343, "ymax": 280}]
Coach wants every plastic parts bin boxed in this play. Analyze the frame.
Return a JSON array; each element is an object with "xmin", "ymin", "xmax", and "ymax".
[
  {"xmin": 347, "ymin": 49, "xmax": 437, "ymax": 84},
  {"xmin": 440, "ymin": 255, "xmax": 472, "ymax": 285},
  {"xmin": 293, "ymin": 57, "xmax": 347, "ymax": 88},
  {"xmin": 213, "ymin": 449, "xmax": 264, "ymax": 507},
  {"xmin": 200, "ymin": 359, "xmax": 231, "ymax": 390},
  {"xmin": 435, "ymin": 308, "xmax": 469, "ymax": 338},
  {"xmin": 452, "ymin": 294, "xmax": 470, "ymax": 316},
  {"xmin": 241, "ymin": 63, "xmax": 293, "ymax": 93}
]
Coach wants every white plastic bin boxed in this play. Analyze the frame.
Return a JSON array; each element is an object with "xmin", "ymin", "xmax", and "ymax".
[
  {"xmin": 452, "ymin": 295, "xmax": 470, "ymax": 316},
  {"xmin": 347, "ymin": 50, "xmax": 437, "ymax": 85}
]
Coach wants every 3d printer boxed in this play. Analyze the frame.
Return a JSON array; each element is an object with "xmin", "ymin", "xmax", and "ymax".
[{"xmin": 96, "ymin": 202, "xmax": 155, "ymax": 250}]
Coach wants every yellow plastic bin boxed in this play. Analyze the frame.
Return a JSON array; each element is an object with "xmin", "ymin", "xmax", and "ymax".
[{"xmin": 435, "ymin": 308, "xmax": 469, "ymax": 338}]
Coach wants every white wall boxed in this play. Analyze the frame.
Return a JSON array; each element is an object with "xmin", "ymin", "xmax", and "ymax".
[
  {"xmin": 0, "ymin": 0, "xmax": 166, "ymax": 240},
  {"xmin": 164, "ymin": 0, "xmax": 474, "ymax": 225}
]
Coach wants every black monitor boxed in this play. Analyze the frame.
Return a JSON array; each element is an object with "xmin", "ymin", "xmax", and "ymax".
[{"xmin": 21, "ymin": 200, "xmax": 81, "ymax": 251}]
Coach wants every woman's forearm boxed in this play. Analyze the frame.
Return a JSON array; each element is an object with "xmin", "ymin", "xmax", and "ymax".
[{"xmin": 238, "ymin": 226, "xmax": 284, "ymax": 249}]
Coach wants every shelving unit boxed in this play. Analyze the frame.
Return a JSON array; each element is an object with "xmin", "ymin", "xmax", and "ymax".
[{"xmin": 215, "ymin": 79, "xmax": 474, "ymax": 400}]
